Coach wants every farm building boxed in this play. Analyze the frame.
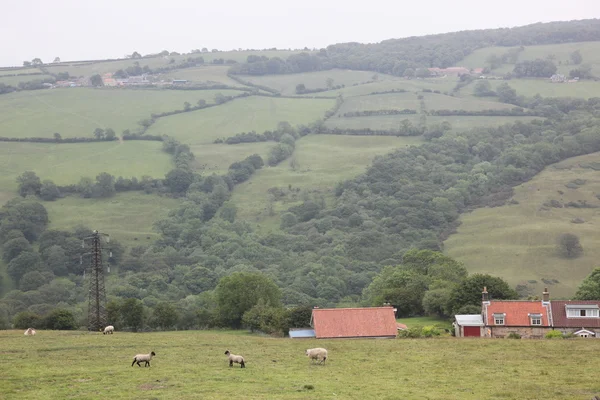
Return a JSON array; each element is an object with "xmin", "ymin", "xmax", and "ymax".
[
  {"xmin": 453, "ymin": 314, "xmax": 484, "ymax": 337},
  {"xmin": 310, "ymin": 306, "xmax": 398, "ymax": 339},
  {"xmin": 550, "ymin": 300, "xmax": 600, "ymax": 337},
  {"xmin": 288, "ymin": 328, "xmax": 316, "ymax": 339}
]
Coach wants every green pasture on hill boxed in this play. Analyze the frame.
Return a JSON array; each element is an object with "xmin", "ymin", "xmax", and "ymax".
[
  {"xmin": 2, "ymin": 329, "xmax": 600, "ymax": 399},
  {"xmin": 190, "ymin": 142, "xmax": 274, "ymax": 176},
  {"xmin": 421, "ymin": 92, "xmax": 514, "ymax": 111},
  {"xmin": 146, "ymin": 95, "xmax": 335, "ymax": 145},
  {"xmin": 445, "ymin": 151, "xmax": 600, "ymax": 298},
  {"xmin": 242, "ymin": 69, "xmax": 395, "ymax": 95},
  {"xmin": 0, "ymin": 88, "xmax": 243, "ymax": 139},
  {"xmin": 463, "ymin": 78, "xmax": 600, "ymax": 99},
  {"xmin": 44, "ymin": 192, "xmax": 180, "ymax": 248},
  {"xmin": 0, "ymin": 141, "xmax": 172, "ymax": 202},
  {"xmin": 317, "ymin": 77, "xmax": 459, "ymax": 98},
  {"xmin": 232, "ymin": 135, "xmax": 422, "ymax": 230},
  {"xmin": 157, "ymin": 65, "xmax": 242, "ymax": 86},
  {"xmin": 458, "ymin": 41, "xmax": 600, "ymax": 76},
  {"xmin": 0, "ymin": 68, "xmax": 41, "ymax": 76},
  {"xmin": 324, "ymin": 114, "xmax": 540, "ymax": 132},
  {"xmin": 0, "ymin": 74, "xmax": 54, "ymax": 87}
]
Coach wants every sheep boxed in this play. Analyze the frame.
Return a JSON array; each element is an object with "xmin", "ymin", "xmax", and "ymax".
[
  {"xmin": 224, "ymin": 350, "xmax": 245, "ymax": 368},
  {"xmin": 103, "ymin": 325, "xmax": 114, "ymax": 335},
  {"xmin": 131, "ymin": 351, "xmax": 156, "ymax": 367},
  {"xmin": 305, "ymin": 348, "xmax": 327, "ymax": 365},
  {"xmin": 24, "ymin": 328, "xmax": 36, "ymax": 336}
]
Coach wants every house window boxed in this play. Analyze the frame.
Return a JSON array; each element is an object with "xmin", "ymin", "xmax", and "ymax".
[
  {"xmin": 566, "ymin": 307, "xmax": 600, "ymax": 318},
  {"xmin": 530, "ymin": 315, "xmax": 542, "ymax": 325},
  {"xmin": 493, "ymin": 314, "xmax": 505, "ymax": 325}
]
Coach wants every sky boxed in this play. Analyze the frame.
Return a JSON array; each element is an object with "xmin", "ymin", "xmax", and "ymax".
[{"xmin": 1, "ymin": 0, "xmax": 599, "ymax": 67}]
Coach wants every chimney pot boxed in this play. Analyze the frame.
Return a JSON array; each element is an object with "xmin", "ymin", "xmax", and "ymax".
[
  {"xmin": 482, "ymin": 286, "xmax": 489, "ymax": 303},
  {"xmin": 542, "ymin": 287, "xmax": 550, "ymax": 303}
]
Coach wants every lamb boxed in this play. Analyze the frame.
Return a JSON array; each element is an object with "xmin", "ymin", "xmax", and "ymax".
[
  {"xmin": 24, "ymin": 328, "xmax": 36, "ymax": 336},
  {"xmin": 131, "ymin": 351, "xmax": 156, "ymax": 367},
  {"xmin": 305, "ymin": 348, "xmax": 327, "ymax": 365},
  {"xmin": 224, "ymin": 350, "xmax": 245, "ymax": 368},
  {"xmin": 103, "ymin": 325, "xmax": 114, "ymax": 335}
]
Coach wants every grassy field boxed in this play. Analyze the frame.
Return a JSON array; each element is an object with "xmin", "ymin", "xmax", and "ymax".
[
  {"xmin": 44, "ymin": 192, "xmax": 180, "ymax": 248},
  {"xmin": 0, "ymin": 68, "xmax": 41, "ymax": 76},
  {"xmin": 190, "ymin": 142, "xmax": 274, "ymax": 175},
  {"xmin": 0, "ymin": 88, "xmax": 243, "ymax": 138},
  {"xmin": 458, "ymin": 41, "xmax": 600, "ymax": 76},
  {"xmin": 323, "ymin": 77, "xmax": 458, "ymax": 98},
  {"xmin": 147, "ymin": 96, "xmax": 335, "ymax": 145},
  {"xmin": 0, "ymin": 74, "xmax": 54, "ymax": 86},
  {"xmin": 44, "ymin": 51, "xmax": 302, "ymax": 77},
  {"xmin": 233, "ymin": 135, "xmax": 422, "ymax": 230},
  {"xmin": 325, "ymin": 114, "xmax": 540, "ymax": 132},
  {"xmin": 445, "ymin": 152, "xmax": 600, "ymax": 298},
  {"xmin": 463, "ymin": 78, "xmax": 600, "ymax": 99},
  {"xmin": 242, "ymin": 69, "xmax": 395, "ymax": 95},
  {"xmin": 157, "ymin": 65, "xmax": 243, "ymax": 86},
  {"xmin": 2, "ymin": 329, "xmax": 600, "ymax": 399},
  {"xmin": 0, "ymin": 141, "xmax": 172, "ymax": 201}
]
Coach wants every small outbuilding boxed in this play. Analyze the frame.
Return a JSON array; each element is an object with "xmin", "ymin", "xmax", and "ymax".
[
  {"xmin": 454, "ymin": 314, "xmax": 484, "ymax": 337},
  {"xmin": 288, "ymin": 328, "xmax": 316, "ymax": 339},
  {"xmin": 310, "ymin": 306, "xmax": 398, "ymax": 339}
]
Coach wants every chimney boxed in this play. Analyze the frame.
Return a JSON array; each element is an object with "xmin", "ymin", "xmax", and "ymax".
[
  {"xmin": 482, "ymin": 286, "xmax": 490, "ymax": 304},
  {"xmin": 542, "ymin": 287, "xmax": 550, "ymax": 304}
]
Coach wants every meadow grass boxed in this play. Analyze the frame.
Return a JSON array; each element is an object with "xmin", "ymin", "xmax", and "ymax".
[
  {"xmin": 147, "ymin": 96, "xmax": 335, "ymax": 145},
  {"xmin": 398, "ymin": 316, "xmax": 453, "ymax": 331},
  {"xmin": 320, "ymin": 77, "xmax": 458, "ymax": 97},
  {"xmin": 458, "ymin": 41, "xmax": 600, "ymax": 76},
  {"xmin": 0, "ymin": 68, "xmax": 41, "ymax": 76},
  {"xmin": 325, "ymin": 114, "xmax": 540, "ymax": 132},
  {"xmin": 422, "ymin": 92, "xmax": 514, "ymax": 111},
  {"xmin": 462, "ymin": 78, "xmax": 600, "ymax": 99},
  {"xmin": 232, "ymin": 135, "xmax": 422, "ymax": 230},
  {"xmin": 156, "ymin": 65, "xmax": 243, "ymax": 86},
  {"xmin": 2, "ymin": 329, "xmax": 600, "ymax": 399},
  {"xmin": 0, "ymin": 141, "xmax": 172, "ymax": 201},
  {"xmin": 44, "ymin": 192, "xmax": 180, "ymax": 248},
  {"xmin": 242, "ymin": 69, "xmax": 395, "ymax": 95},
  {"xmin": 445, "ymin": 151, "xmax": 600, "ymax": 298},
  {"xmin": 0, "ymin": 88, "xmax": 242, "ymax": 138},
  {"xmin": 190, "ymin": 142, "xmax": 274, "ymax": 175},
  {"xmin": 0, "ymin": 74, "xmax": 54, "ymax": 86}
]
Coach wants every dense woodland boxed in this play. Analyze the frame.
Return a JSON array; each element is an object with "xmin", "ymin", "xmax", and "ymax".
[{"xmin": 3, "ymin": 19, "xmax": 600, "ymax": 333}]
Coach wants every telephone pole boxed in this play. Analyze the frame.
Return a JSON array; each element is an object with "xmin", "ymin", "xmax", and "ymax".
[{"xmin": 84, "ymin": 230, "xmax": 110, "ymax": 332}]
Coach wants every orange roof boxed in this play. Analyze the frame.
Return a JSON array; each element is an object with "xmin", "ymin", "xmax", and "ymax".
[
  {"xmin": 311, "ymin": 307, "xmax": 397, "ymax": 338},
  {"xmin": 484, "ymin": 301, "xmax": 550, "ymax": 326}
]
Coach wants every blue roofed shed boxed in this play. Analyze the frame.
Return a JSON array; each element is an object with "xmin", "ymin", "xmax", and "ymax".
[{"xmin": 289, "ymin": 328, "xmax": 316, "ymax": 339}]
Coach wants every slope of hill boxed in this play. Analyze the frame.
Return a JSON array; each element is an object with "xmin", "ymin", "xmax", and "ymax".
[{"xmin": 445, "ymin": 152, "xmax": 600, "ymax": 298}]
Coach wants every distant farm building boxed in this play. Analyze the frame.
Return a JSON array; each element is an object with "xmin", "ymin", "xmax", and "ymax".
[
  {"xmin": 428, "ymin": 67, "xmax": 471, "ymax": 77},
  {"xmin": 310, "ymin": 306, "xmax": 398, "ymax": 339},
  {"xmin": 172, "ymin": 79, "xmax": 188, "ymax": 85},
  {"xmin": 288, "ymin": 328, "xmax": 316, "ymax": 339}
]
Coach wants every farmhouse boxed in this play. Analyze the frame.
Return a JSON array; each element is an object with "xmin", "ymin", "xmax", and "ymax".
[
  {"xmin": 550, "ymin": 300, "xmax": 600, "ymax": 337},
  {"xmin": 310, "ymin": 306, "xmax": 398, "ymax": 339}
]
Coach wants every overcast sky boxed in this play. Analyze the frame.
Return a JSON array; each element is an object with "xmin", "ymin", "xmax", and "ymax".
[{"xmin": 2, "ymin": 0, "xmax": 599, "ymax": 67}]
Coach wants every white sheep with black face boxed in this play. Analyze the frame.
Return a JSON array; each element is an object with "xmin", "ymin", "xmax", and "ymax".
[
  {"xmin": 224, "ymin": 350, "xmax": 245, "ymax": 368},
  {"xmin": 24, "ymin": 328, "xmax": 36, "ymax": 336},
  {"xmin": 103, "ymin": 325, "xmax": 114, "ymax": 335},
  {"xmin": 305, "ymin": 348, "xmax": 327, "ymax": 364},
  {"xmin": 131, "ymin": 351, "xmax": 156, "ymax": 367}
]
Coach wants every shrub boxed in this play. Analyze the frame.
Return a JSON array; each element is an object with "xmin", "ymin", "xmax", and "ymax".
[
  {"xmin": 507, "ymin": 332, "xmax": 521, "ymax": 339},
  {"xmin": 545, "ymin": 330, "xmax": 564, "ymax": 339},
  {"xmin": 397, "ymin": 327, "xmax": 421, "ymax": 338},
  {"xmin": 13, "ymin": 311, "xmax": 43, "ymax": 329},
  {"xmin": 43, "ymin": 309, "xmax": 77, "ymax": 330},
  {"xmin": 421, "ymin": 326, "xmax": 441, "ymax": 337}
]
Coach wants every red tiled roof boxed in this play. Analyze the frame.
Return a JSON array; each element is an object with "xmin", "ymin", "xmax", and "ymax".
[
  {"xmin": 484, "ymin": 301, "xmax": 550, "ymax": 326},
  {"xmin": 551, "ymin": 300, "xmax": 600, "ymax": 328},
  {"xmin": 312, "ymin": 307, "xmax": 397, "ymax": 338}
]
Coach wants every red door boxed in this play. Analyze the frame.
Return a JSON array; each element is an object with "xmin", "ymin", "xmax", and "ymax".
[{"xmin": 463, "ymin": 326, "xmax": 480, "ymax": 337}]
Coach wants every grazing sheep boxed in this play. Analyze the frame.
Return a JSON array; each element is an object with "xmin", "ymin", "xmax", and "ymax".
[
  {"xmin": 103, "ymin": 325, "xmax": 114, "ymax": 335},
  {"xmin": 131, "ymin": 351, "xmax": 156, "ymax": 367},
  {"xmin": 24, "ymin": 328, "xmax": 36, "ymax": 336},
  {"xmin": 224, "ymin": 350, "xmax": 245, "ymax": 368},
  {"xmin": 305, "ymin": 348, "xmax": 327, "ymax": 365}
]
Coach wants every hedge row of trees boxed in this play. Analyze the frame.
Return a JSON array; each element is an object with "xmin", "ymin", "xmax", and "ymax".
[
  {"xmin": 427, "ymin": 108, "xmax": 542, "ymax": 117},
  {"xmin": 342, "ymin": 109, "xmax": 418, "ymax": 118}
]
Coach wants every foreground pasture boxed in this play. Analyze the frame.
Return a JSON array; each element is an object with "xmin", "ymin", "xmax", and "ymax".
[{"xmin": 1, "ymin": 330, "xmax": 599, "ymax": 399}]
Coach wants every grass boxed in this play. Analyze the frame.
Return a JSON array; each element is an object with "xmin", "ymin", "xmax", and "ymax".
[
  {"xmin": 156, "ymin": 65, "xmax": 243, "ymax": 86},
  {"xmin": 325, "ymin": 114, "xmax": 540, "ymax": 132},
  {"xmin": 242, "ymin": 69, "xmax": 395, "ymax": 95},
  {"xmin": 147, "ymin": 96, "xmax": 335, "ymax": 145},
  {"xmin": 0, "ymin": 88, "xmax": 243, "ymax": 139},
  {"xmin": 0, "ymin": 68, "xmax": 41, "ymax": 76},
  {"xmin": 44, "ymin": 192, "xmax": 180, "ymax": 248},
  {"xmin": 190, "ymin": 142, "xmax": 274, "ymax": 175},
  {"xmin": 445, "ymin": 151, "xmax": 600, "ymax": 298},
  {"xmin": 463, "ymin": 78, "xmax": 600, "ymax": 99},
  {"xmin": 320, "ymin": 77, "xmax": 458, "ymax": 98},
  {"xmin": 0, "ymin": 141, "xmax": 172, "ymax": 202},
  {"xmin": 2, "ymin": 329, "xmax": 600, "ymax": 399},
  {"xmin": 233, "ymin": 135, "xmax": 422, "ymax": 230},
  {"xmin": 0, "ymin": 74, "xmax": 54, "ymax": 86},
  {"xmin": 458, "ymin": 41, "xmax": 600, "ymax": 76},
  {"xmin": 398, "ymin": 316, "xmax": 453, "ymax": 331}
]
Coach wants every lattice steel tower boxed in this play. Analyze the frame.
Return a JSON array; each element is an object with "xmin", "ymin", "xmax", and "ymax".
[{"xmin": 84, "ymin": 230, "xmax": 110, "ymax": 332}]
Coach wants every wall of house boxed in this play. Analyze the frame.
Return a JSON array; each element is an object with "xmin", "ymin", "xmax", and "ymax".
[{"xmin": 490, "ymin": 326, "xmax": 550, "ymax": 339}]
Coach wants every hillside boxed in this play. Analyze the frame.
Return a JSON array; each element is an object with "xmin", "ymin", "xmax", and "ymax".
[
  {"xmin": 3, "ymin": 19, "xmax": 600, "ymax": 324},
  {"xmin": 445, "ymin": 152, "xmax": 600, "ymax": 298}
]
